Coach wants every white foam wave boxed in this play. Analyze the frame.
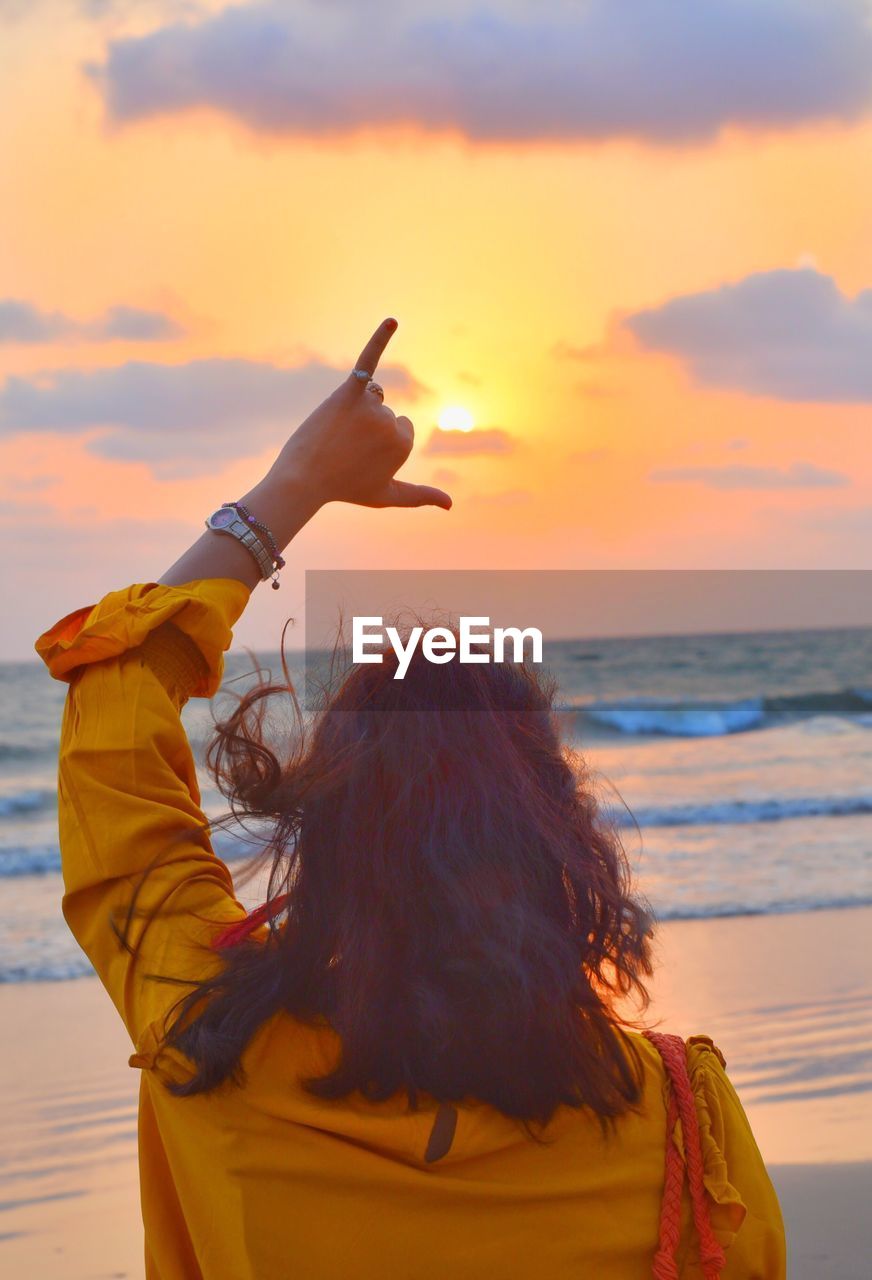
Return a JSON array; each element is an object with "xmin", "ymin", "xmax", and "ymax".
[
  {"xmin": 0, "ymin": 957, "xmax": 94, "ymax": 983},
  {"xmin": 616, "ymin": 793, "xmax": 872, "ymax": 828},
  {"xmin": 0, "ymin": 845, "xmax": 62, "ymax": 876},
  {"xmin": 584, "ymin": 696, "xmax": 765, "ymax": 737},
  {"xmin": 2, "ymin": 898, "xmax": 869, "ymax": 982},
  {"xmin": 0, "ymin": 789, "xmax": 56, "ymax": 818},
  {"xmin": 0, "ymin": 827, "xmax": 265, "ymax": 878}
]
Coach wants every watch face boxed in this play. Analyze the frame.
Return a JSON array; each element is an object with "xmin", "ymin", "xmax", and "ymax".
[{"xmin": 210, "ymin": 508, "xmax": 236, "ymax": 529}]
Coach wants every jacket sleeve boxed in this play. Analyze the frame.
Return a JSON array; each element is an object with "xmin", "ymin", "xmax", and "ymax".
[
  {"xmin": 35, "ymin": 578, "xmax": 254, "ymax": 1048},
  {"xmin": 685, "ymin": 1035, "xmax": 787, "ymax": 1279}
]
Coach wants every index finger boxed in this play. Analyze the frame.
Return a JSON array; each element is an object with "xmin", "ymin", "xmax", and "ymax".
[{"xmin": 349, "ymin": 317, "xmax": 398, "ymax": 385}]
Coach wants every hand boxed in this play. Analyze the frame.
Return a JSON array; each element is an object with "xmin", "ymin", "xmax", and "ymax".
[{"xmin": 270, "ymin": 318, "xmax": 452, "ymax": 511}]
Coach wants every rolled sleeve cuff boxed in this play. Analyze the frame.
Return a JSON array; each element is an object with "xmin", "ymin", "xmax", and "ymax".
[{"xmin": 34, "ymin": 578, "xmax": 252, "ymax": 699}]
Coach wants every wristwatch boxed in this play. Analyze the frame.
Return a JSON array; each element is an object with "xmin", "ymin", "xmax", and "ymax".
[{"xmin": 205, "ymin": 506, "xmax": 274, "ymax": 581}]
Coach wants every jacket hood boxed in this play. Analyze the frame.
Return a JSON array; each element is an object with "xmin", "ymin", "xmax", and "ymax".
[{"xmin": 220, "ymin": 1014, "xmax": 645, "ymax": 1171}]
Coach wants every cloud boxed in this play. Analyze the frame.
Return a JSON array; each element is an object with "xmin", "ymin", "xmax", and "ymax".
[
  {"xmin": 650, "ymin": 462, "xmax": 850, "ymax": 490},
  {"xmin": 0, "ymin": 298, "xmax": 183, "ymax": 343},
  {"xmin": 0, "ymin": 1, "xmax": 199, "ymax": 22},
  {"xmin": 424, "ymin": 427, "xmax": 515, "ymax": 456},
  {"xmin": 0, "ymin": 301, "xmax": 70, "ymax": 343},
  {"xmin": 12, "ymin": 472, "xmax": 62, "ymax": 492},
  {"xmin": 92, "ymin": 304, "xmax": 184, "ymax": 340},
  {"xmin": 89, "ymin": 1, "xmax": 872, "ymax": 145},
  {"xmin": 0, "ymin": 357, "xmax": 425, "ymax": 475},
  {"xmin": 624, "ymin": 268, "xmax": 872, "ymax": 402}
]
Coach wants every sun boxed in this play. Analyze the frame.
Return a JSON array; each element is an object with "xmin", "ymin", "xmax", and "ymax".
[{"xmin": 437, "ymin": 405, "xmax": 475, "ymax": 433}]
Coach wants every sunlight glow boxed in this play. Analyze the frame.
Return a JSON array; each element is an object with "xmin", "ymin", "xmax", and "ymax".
[{"xmin": 437, "ymin": 405, "xmax": 475, "ymax": 433}]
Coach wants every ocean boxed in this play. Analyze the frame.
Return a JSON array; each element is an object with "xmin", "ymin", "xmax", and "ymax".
[{"xmin": 1, "ymin": 625, "xmax": 870, "ymax": 982}]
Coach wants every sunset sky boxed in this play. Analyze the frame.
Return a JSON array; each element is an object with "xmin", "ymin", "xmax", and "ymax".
[{"xmin": 2, "ymin": 0, "xmax": 871, "ymax": 659}]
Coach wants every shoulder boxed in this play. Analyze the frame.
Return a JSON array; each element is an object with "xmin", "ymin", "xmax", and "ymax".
[
  {"xmin": 685, "ymin": 1032, "xmax": 727, "ymax": 1070},
  {"xmin": 627, "ymin": 1028, "xmax": 728, "ymax": 1079},
  {"xmin": 645, "ymin": 1032, "xmax": 758, "ymax": 1234},
  {"xmin": 628, "ymin": 1030, "xmax": 786, "ymax": 1266},
  {"xmin": 635, "ymin": 1029, "xmax": 739, "ymax": 1138}
]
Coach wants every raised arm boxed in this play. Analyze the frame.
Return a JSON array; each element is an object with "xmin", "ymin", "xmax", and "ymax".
[
  {"xmin": 36, "ymin": 317, "xmax": 452, "ymax": 1050},
  {"xmin": 159, "ymin": 317, "xmax": 450, "ymax": 589}
]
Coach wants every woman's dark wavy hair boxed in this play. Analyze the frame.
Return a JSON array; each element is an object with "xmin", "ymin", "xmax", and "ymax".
[{"xmin": 139, "ymin": 622, "xmax": 655, "ymax": 1140}]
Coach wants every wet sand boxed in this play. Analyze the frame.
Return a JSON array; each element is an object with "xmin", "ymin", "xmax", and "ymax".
[{"xmin": 1, "ymin": 905, "xmax": 869, "ymax": 1278}]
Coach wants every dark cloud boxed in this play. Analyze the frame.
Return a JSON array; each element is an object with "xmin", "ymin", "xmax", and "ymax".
[
  {"xmin": 89, "ymin": 1, "xmax": 872, "ymax": 145},
  {"xmin": 625, "ymin": 268, "xmax": 872, "ymax": 402},
  {"xmin": 91, "ymin": 304, "xmax": 184, "ymax": 340},
  {"xmin": 0, "ymin": 298, "xmax": 183, "ymax": 343},
  {"xmin": 0, "ymin": 301, "xmax": 70, "ymax": 343},
  {"xmin": 0, "ymin": 357, "xmax": 425, "ymax": 475},
  {"xmin": 424, "ymin": 427, "xmax": 515, "ymax": 456},
  {"xmin": 650, "ymin": 462, "xmax": 850, "ymax": 490}
]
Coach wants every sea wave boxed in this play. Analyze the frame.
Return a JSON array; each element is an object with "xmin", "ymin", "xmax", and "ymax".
[
  {"xmin": 0, "ymin": 741, "xmax": 54, "ymax": 763},
  {"xmin": 3, "ymin": 791, "xmax": 871, "ymax": 879},
  {"xmin": 0, "ymin": 957, "xmax": 95, "ymax": 983},
  {"xmin": 584, "ymin": 696, "xmax": 764, "ymax": 737},
  {"xmin": 0, "ymin": 789, "xmax": 57, "ymax": 818},
  {"xmin": 3, "ymin": 896, "xmax": 869, "ymax": 982},
  {"xmin": 569, "ymin": 687, "xmax": 872, "ymax": 737},
  {"xmin": 0, "ymin": 828, "xmax": 268, "ymax": 878},
  {"xmin": 651, "ymin": 895, "xmax": 872, "ymax": 923},
  {"xmin": 612, "ymin": 793, "xmax": 872, "ymax": 829}
]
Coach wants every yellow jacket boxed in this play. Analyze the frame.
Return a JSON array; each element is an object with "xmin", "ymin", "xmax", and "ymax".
[{"xmin": 36, "ymin": 578, "xmax": 786, "ymax": 1279}]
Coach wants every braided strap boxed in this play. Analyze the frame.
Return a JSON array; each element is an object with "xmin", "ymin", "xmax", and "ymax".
[
  {"xmin": 211, "ymin": 893, "xmax": 292, "ymax": 950},
  {"xmin": 644, "ymin": 1031, "xmax": 727, "ymax": 1280}
]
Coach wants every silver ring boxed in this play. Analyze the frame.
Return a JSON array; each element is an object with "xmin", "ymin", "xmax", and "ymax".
[
  {"xmin": 367, "ymin": 381, "xmax": 384, "ymax": 399},
  {"xmin": 351, "ymin": 367, "xmax": 371, "ymax": 382}
]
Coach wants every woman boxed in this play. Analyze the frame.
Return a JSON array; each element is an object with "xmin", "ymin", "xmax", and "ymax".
[{"xmin": 37, "ymin": 319, "xmax": 785, "ymax": 1278}]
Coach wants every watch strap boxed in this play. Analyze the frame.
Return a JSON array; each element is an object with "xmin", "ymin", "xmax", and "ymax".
[{"xmin": 205, "ymin": 511, "xmax": 275, "ymax": 581}]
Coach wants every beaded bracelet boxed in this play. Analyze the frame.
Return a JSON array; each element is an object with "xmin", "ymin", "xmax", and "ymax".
[
  {"xmin": 222, "ymin": 501, "xmax": 285, "ymax": 589},
  {"xmin": 223, "ymin": 502, "xmax": 286, "ymax": 570}
]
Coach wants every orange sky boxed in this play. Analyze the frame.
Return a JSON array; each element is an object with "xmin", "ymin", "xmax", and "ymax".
[{"xmin": 2, "ymin": 2, "xmax": 870, "ymax": 659}]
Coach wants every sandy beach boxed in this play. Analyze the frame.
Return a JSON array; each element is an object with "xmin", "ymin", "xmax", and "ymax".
[{"xmin": 1, "ymin": 905, "xmax": 869, "ymax": 1279}]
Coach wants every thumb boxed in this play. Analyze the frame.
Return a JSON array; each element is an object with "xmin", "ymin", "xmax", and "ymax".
[{"xmin": 383, "ymin": 479, "xmax": 453, "ymax": 510}]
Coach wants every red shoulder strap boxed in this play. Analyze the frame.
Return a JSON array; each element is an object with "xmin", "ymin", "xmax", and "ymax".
[
  {"xmin": 211, "ymin": 893, "xmax": 292, "ymax": 949},
  {"xmin": 643, "ymin": 1031, "xmax": 727, "ymax": 1280}
]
